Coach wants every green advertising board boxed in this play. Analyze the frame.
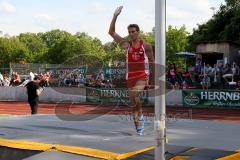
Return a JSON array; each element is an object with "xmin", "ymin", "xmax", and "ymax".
[
  {"xmin": 103, "ymin": 67, "xmax": 127, "ymax": 88},
  {"xmin": 182, "ymin": 89, "xmax": 240, "ymax": 108},
  {"xmin": 86, "ymin": 87, "xmax": 149, "ymax": 105},
  {"xmin": 103, "ymin": 67, "xmax": 126, "ymax": 79}
]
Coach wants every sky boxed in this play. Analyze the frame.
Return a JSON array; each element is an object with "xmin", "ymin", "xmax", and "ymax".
[{"xmin": 0, "ymin": 0, "xmax": 225, "ymax": 43}]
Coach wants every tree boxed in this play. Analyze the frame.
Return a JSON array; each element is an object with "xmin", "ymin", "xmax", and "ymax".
[
  {"xmin": 103, "ymin": 42, "xmax": 125, "ymax": 63},
  {"xmin": 166, "ymin": 26, "xmax": 189, "ymax": 65},
  {"xmin": 75, "ymin": 32, "xmax": 107, "ymax": 67},
  {"xmin": 189, "ymin": 0, "xmax": 240, "ymax": 49},
  {"xmin": 39, "ymin": 30, "xmax": 79, "ymax": 64},
  {"xmin": 18, "ymin": 33, "xmax": 48, "ymax": 63},
  {"xmin": 140, "ymin": 28, "xmax": 155, "ymax": 46},
  {"xmin": 0, "ymin": 37, "xmax": 30, "ymax": 66}
]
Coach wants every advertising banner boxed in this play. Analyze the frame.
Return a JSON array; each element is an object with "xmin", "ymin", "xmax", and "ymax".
[
  {"xmin": 182, "ymin": 90, "xmax": 240, "ymax": 108},
  {"xmin": 86, "ymin": 87, "xmax": 149, "ymax": 105}
]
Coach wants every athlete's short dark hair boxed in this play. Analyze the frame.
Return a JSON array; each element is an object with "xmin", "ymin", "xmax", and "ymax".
[{"xmin": 127, "ymin": 24, "xmax": 140, "ymax": 32}]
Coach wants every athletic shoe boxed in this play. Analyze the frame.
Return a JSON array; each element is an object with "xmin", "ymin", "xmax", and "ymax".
[
  {"xmin": 139, "ymin": 115, "xmax": 145, "ymax": 130},
  {"xmin": 136, "ymin": 128, "xmax": 143, "ymax": 136},
  {"xmin": 137, "ymin": 115, "xmax": 145, "ymax": 135}
]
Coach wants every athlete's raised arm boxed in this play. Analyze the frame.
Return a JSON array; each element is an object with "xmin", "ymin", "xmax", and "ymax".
[{"xmin": 108, "ymin": 6, "xmax": 126, "ymax": 44}]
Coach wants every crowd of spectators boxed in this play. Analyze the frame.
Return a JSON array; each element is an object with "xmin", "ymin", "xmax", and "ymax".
[
  {"xmin": 0, "ymin": 71, "xmax": 51, "ymax": 87},
  {"xmin": 0, "ymin": 69, "xmax": 113, "ymax": 88},
  {"xmin": 85, "ymin": 71, "xmax": 113, "ymax": 88},
  {"xmin": 1, "ymin": 59, "xmax": 240, "ymax": 90},
  {"xmin": 57, "ymin": 69, "xmax": 86, "ymax": 87},
  {"xmin": 167, "ymin": 59, "xmax": 240, "ymax": 90},
  {"xmin": 56, "ymin": 69, "xmax": 114, "ymax": 88}
]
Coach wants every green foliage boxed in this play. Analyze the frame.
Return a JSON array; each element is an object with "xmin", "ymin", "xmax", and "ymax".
[
  {"xmin": 0, "ymin": 25, "xmax": 190, "ymax": 69},
  {"xmin": 18, "ymin": 33, "xmax": 48, "ymax": 63},
  {"xmin": 189, "ymin": 0, "xmax": 240, "ymax": 49},
  {"xmin": 166, "ymin": 25, "xmax": 189, "ymax": 66},
  {"xmin": 74, "ymin": 32, "xmax": 107, "ymax": 69},
  {"xmin": 0, "ymin": 37, "xmax": 30, "ymax": 65},
  {"xmin": 75, "ymin": 32, "xmax": 107, "ymax": 59},
  {"xmin": 140, "ymin": 28, "xmax": 155, "ymax": 46},
  {"xmin": 103, "ymin": 42, "xmax": 125, "ymax": 63},
  {"xmin": 0, "ymin": 29, "xmax": 109, "ymax": 67},
  {"xmin": 39, "ymin": 30, "xmax": 74, "ymax": 63}
]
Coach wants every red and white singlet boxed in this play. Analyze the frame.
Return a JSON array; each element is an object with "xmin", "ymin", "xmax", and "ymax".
[{"xmin": 126, "ymin": 39, "xmax": 149, "ymax": 88}]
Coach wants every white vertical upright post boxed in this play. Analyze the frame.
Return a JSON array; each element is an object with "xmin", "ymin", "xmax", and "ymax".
[{"xmin": 155, "ymin": 0, "xmax": 166, "ymax": 160}]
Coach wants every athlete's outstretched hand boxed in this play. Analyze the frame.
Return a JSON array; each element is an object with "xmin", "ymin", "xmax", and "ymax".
[{"xmin": 114, "ymin": 6, "xmax": 123, "ymax": 17}]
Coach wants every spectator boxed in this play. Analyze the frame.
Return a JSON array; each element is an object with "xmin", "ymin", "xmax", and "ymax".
[
  {"xmin": 195, "ymin": 58, "xmax": 202, "ymax": 73},
  {"xmin": 217, "ymin": 62, "xmax": 224, "ymax": 85},
  {"xmin": 26, "ymin": 75, "xmax": 44, "ymax": 115},
  {"xmin": 0, "ymin": 74, "xmax": 3, "ymax": 86},
  {"xmin": 176, "ymin": 66, "xmax": 185, "ymax": 87},
  {"xmin": 211, "ymin": 64, "xmax": 221, "ymax": 87},
  {"xmin": 105, "ymin": 80, "xmax": 113, "ymax": 88},
  {"xmin": 232, "ymin": 62, "xmax": 239, "ymax": 82},
  {"xmin": 10, "ymin": 72, "xmax": 22, "ymax": 86},
  {"xmin": 58, "ymin": 72, "xmax": 65, "ymax": 86},
  {"xmin": 0, "ymin": 72, "xmax": 3, "ymax": 82},
  {"xmin": 222, "ymin": 63, "xmax": 233, "ymax": 84},
  {"xmin": 41, "ymin": 72, "xmax": 51, "ymax": 87},
  {"xmin": 235, "ymin": 64, "xmax": 240, "ymax": 80},
  {"xmin": 3, "ymin": 75, "xmax": 10, "ymax": 86},
  {"xmin": 236, "ymin": 80, "xmax": 240, "ymax": 90},
  {"xmin": 182, "ymin": 68, "xmax": 192, "ymax": 88},
  {"xmin": 87, "ymin": 75, "xmax": 97, "ymax": 87},
  {"xmin": 201, "ymin": 73, "xmax": 211, "ymax": 89},
  {"xmin": 195, "ymin": 58, "xmax": 202, "ymax": 83},
  {"xmin": 182, "ymin": 80, "xmax": 190, "ymax": 89},
  {"xmin": 188, "ymin": 65, "xmax": 195, "ymax": 82},
  {"xmin": 167, "ymin": 64, "xmax": 177, "ymax": 89},
  {"xmin": 30, "ymin": 72, "xmax": 35, "ymax": 81},
  {"xmin": 205, "ymin": 64, "xmax": 213, "ymax": 82},
  {"xmin": 18, "ymin": 76, "xmax": 31, "ymax": 87}
]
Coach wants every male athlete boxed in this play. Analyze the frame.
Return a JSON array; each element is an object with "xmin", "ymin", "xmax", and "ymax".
[{"xmin": 109, "ymin": 6, "xmax": 154, "ymax": 135}]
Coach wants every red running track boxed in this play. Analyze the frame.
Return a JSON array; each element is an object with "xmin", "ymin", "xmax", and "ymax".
[{"xmin": 0, "ymin": 101, "xmax": 240, "ymax": 122}]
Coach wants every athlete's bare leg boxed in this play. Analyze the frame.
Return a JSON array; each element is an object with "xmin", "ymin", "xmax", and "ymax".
[{"xmin": 128, "ymin": 80, "xmax": 147, "ymax": 134}]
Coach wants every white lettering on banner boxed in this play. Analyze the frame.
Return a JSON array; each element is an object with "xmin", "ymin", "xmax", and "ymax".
[
  {"xmin": 226, "ymin": 92, "xmax": 233, "ymax": 101},
  {"xmin": 214, "ymin": 92, "xmax": 219, "ymax": 100},
  {"xmin": 201, "ymin": 92, "xmax": 208, "ymax": 100},
  {"xmin": 220, "ymin": 92, "xmax": 226, "ymax": 101},
  {"xmin": 234, "ymin": 93, "xmax": 239, "ymax": 100},
  {"xmin": 208, "ymin": 92, "xmax": 214, "ymax": 100},
  {"xmin": 101, "ymin": 89, "xmax": 128, "ymax": 98},
  {"xmin": 111, "ymin": 90, "xmax": 116, "ymax": 97},
  {"xmin": 200, "ymin": 91, "xmax": 240, "ymax": 101},
  {"xmin": 107, "ymin": 69, "xmax": 126, "ymax": 75},
  {"xmin": 100, "ymin": 89, "xmax": 147, "ymax": 98}
]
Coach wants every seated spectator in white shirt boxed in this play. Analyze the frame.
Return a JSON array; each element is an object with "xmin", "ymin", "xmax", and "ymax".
[{"xmin": 222, "ymin": 63, "xmax": 233, "ymax": 84}]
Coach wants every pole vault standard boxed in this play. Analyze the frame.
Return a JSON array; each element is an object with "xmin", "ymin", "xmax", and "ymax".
[{"xmin": 155, "ymin": 0, "xmax": 166, "ymax": 160}]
